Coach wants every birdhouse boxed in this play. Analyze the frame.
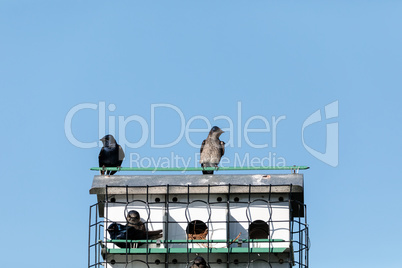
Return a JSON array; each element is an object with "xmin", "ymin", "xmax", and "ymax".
[{"xmin": 88, "ymin": 173, "xmax": 309, "ymax": 268}]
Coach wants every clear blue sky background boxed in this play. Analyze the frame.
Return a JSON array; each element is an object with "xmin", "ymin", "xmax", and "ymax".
[{"xmin": 1, "ymin": 1, "xmax": 401, "ymax": 267}]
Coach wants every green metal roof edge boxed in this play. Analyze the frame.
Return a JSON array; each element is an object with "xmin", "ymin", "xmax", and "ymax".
[{"xmin": 91, "ymin": 166, "xmax": 309, "ymax": 172}]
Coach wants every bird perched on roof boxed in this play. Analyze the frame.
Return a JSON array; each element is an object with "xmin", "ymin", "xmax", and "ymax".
[
  {"xmin": 200, "ymin": 126, "xmax": 225, "ymax": 174},
  {"xmin": 190, "ymin": 256, "xmax": 207, "ymax": 268},
  {"xmin": 99, "ymin": 134, "xmax": 125, "ymax": 175}
]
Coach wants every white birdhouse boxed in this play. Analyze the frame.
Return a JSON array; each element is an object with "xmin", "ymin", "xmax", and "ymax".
[{"xmin": 89, "ymin": 174, "xmax": 308, "ymax": 268}]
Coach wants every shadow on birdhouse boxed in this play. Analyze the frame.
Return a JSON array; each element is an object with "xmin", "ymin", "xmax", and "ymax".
[
  {"xmin": 186, "ymin": 220, "xmax": 208, "ymax": 240},
  {"xmin": 248, "ymin": 220, "xmax": 269, "ymax": 239}
]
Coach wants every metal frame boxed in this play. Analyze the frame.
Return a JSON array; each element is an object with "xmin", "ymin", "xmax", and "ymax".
[{"xmin": 89, "ymin": 183, "xmax": 309, "ymax": 268}]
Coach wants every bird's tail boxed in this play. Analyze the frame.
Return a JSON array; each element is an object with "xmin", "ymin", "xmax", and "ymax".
[
  {"xmin": 147, "ymin": 230, "xmax": 163, "ymax": 239},
  {"xmin": 201, "ymin": 163, "xmax": 215, "ymax": 174}
]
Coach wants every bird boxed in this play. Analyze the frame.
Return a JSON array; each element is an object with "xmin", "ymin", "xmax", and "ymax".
[
  {"xmin": 106, "ymin": 210, "xmax": 163, "ymax": 248},
  {"xmin": 200, "ymin": 126, "xmax": 225, "ymax": 174},
  {"xmin": 190, "ymin": 256, "xmax": 207, "ymax": 268},
  {"xmin": 126, "ymin": 210, "xmax": 163, "ymax": 240},
  {"xmin": 106, "ymin": 222, "xmax": 134, "ymax": 248},
  {"xmin": 98, "ymin": 240, "xmax": 107, "ymax": 260},
  {"xmin": 98, "ymin": 134, "xmax": 125, "ymax": 175}
]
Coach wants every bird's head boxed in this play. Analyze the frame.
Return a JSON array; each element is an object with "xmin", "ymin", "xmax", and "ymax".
[
  {"xmin": 100, "ymin": 134, "xmax": 117, "ymax": 147},
  {"xmin": 193, "ymin": 256, "xmax": 206, "ymax": 267},
  {"xmin": 126, "ymin": 210, "xmax": 141, "ymax": 224},
  {"xmin": 209, "ymin": 126, "xmax": 224, "ymax": 137},
  {"xmin": 107, "ymin": 222, "xmax": 119, "ymax": 233}
]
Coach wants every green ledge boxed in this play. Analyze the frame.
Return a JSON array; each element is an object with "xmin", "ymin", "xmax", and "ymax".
[
  {"xmin": 108, "ymin": 239, "xmax": 285, "ymax": 243},
  {"xmin": 107, "ymin": 247, "xmax": 287, "ymax": 254},
  {"xmin": 91, "ymin": 166, "xmax": 309, "ymax": 172}
]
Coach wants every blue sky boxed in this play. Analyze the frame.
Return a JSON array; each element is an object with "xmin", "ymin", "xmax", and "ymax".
[{"xmin": 1, "ymin": 1, "xmax": 401, "ymax": 267}]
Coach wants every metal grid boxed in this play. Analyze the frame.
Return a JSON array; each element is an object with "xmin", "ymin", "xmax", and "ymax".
[{"xmin": 89, "ymin": 184, "xmax": 309, "ymax": 268}]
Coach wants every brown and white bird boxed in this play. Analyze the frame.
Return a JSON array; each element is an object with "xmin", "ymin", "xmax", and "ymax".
[
  {"xmin": 98, "ymin": 134, "xmax": 125, "ymax": 175},
  {"xmin": 200, "ymin": 126, "xmax": 225, "ymax": 174}
]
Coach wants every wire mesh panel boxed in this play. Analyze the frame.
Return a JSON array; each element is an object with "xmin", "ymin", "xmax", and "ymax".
[
  {"xmin": 88, "ymin": 203, "xmax": 104, "ymax": 268},
  {"xmin": 290, "ymin": 201, "xmax": 309, "ymax": 268},
  {"xmin": 89, "ymin": 179, "xmax": 309, "ymax": 268}
]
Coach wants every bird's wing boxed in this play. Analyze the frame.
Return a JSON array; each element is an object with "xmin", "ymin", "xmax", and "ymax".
[
  {"xmin": 118, "ymin": 145, "xmax": 125, "ymax": 161},
  {"xmin": 220, "ymin": 141, "xmax": 225, "ymax": 157},
  {"xmin": 98, "ymin": 147, "xmax": 105, "ymax": 165},
  {"xmin": 138, "ymin": 220, "xmax": 146, "ymax": 232},
  {"xmin": 200, "ymin": 139, "xmax": 206, "ymax": 154}
]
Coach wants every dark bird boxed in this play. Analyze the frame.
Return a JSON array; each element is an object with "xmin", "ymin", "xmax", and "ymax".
[
  {"xmin": 99, "ymin": 134, "xmax": 125, "ymax": 175},
  {"xmin": 190, "ymin": 256, "xmax": 207, "ymax": 268},
  {"xmin": 126, "ymin": 210, "xmax": 163, "ymax": 239},
  {"xmin": 106, "ymin": 222, "xmax": 134, "ymax": 248},
  {"xmin": 200, "ymin": 126, "xmax": 225, "ymax": 174},
  {"xmin": 107, "ymin": 211, "xmax": 163, "ymax": 248}
]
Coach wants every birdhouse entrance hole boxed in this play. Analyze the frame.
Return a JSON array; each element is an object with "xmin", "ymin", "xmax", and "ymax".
[
  {"xmin": 186, "ymin": 220, "xmax": 208, "ymax": 240},
  {"xmin": 248, "ymin": 220, "xmax": 269, "ymax": 239}
]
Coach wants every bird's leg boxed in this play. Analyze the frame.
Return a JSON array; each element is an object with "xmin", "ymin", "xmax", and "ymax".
[
  {"xmin": 215, "ymin": 164, "xmax": 219, "ymax": 171},
  {"xmin": 101, "ymin": 165, "xmax": 105, "ymax": 175}
]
